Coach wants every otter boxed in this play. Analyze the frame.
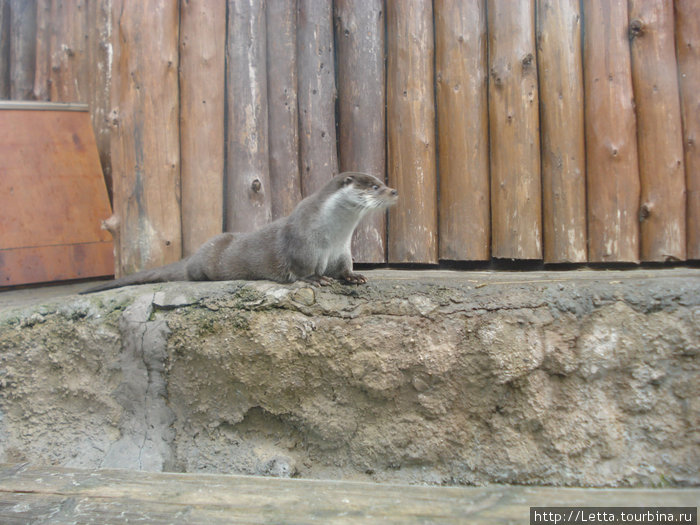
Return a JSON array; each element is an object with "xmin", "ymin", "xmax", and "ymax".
[{"xmin": 82, "ymin": 172, "xmax": 398, "ymax": 293}]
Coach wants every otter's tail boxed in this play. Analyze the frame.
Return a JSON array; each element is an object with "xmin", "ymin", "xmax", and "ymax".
[{"xmin": 80, "ymin": 260, "xmax": 189, "ymax": 294}]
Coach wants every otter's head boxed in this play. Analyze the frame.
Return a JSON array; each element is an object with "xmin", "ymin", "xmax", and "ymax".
[{"xmin": 340, "ymin": 172, "xmax": 398, "ymax": 210}]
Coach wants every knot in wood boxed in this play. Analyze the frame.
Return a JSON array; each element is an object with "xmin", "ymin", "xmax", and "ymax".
[
  {"xmin": 490, "ymin": 68, "xmax": 503, "ymax": 88},
  {"xmin": 251, "ymin": 179, "xmax": 262, "ymax": 193},
  {"xmin": 639, "ymin": 202, "xmax": 654, "ymax": 221},
  {"xmin": 109, "ymin": 110, "xmax": 120, "ymax": 127},
  {"xmin": 101, "ymin": 215, "xmax": 120, "ymax": 234},
  {"xmin": 629, "ymin": 19, "xmax": 644, "ymax": 40}
]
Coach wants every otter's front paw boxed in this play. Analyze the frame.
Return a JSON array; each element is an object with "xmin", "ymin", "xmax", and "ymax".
[{"xmin": 342, "ymin": 272, "xmax": 367, "ymax": 284}]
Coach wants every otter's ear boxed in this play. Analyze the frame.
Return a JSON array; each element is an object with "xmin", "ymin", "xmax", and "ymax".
[{"xmin": 343, "ymin": 175, "xmax": 354, "ymax": 186}]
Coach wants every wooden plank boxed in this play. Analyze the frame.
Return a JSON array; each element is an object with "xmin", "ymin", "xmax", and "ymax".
[
  {"xmin": 386, "ymin": 0, "xmax": 438, "ymax": 264},
  {"xmin": 487, "ymin": 0, "xmax": 542, "ymax": 260},
  {"xmin": 583, "ymin": 0, "xmax": 640, "ymax": 262},
  {"xmin": 629, "ymin": 0, "xmax": 686, "ymax": 262},
  {"xmin": 180, "ymin": 0, "xmax": 225, "ymax": 255},
  {"xmin": 0, "ymin": 465, "xmax": 698, "ymax": 525},
  {"xmin": 297, "ymin": 0, "xmax": 338, "ymax": 196},
  {"xmin": 86, "ymin": 0, "xmax": 113, "ymax": 203},
  {"xmin": 110, "ymin": 0, "xmax": 181, "ymax": 276},
  {"xmin": 0, "ymin": 0, "xmax": 9, "ymax": 98},
  {"xmin": 48, "ymin": 0, "xmax": 89, "ymax": 103},
  {"xmin": 335, "ymin": 0, "xmax": 387, "ymax": 263},
  {"xmin": 225, "ymin": 0, "xmax": 271, "ymax": 233},
  {"xmin": 0, "ymin": 492, "xmax": 178, "ymax": 525},
  {"xmin": 266, "ymin": 0, "xmax": 302, "ymax": 220},
  {"xmin": 0, "ymin": 107, "xmax": 114, "ymax": 285},
  {"xmin": 0, "ymin": 108, "xmax": 111, "ymax": 247},
  {"xmin": 435, "ymin": 0, "xmax": 490, "ymax": 261},
  {"xmin": 536, "ymin": 0, "xmax": 587, "ymax": 263},
  {"xmin": 9, "ymin": 0, "xmax": 36, "ymax": 100},
  {"xmin": 675, "ymin": 0, "xmax": 700, "ymax": 260},
  {"xmin": 0, "ymin": 243, "xmax": 114, "ymax": 286}
]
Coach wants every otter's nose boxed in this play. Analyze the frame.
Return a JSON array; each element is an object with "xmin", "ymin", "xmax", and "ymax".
[{"xmin": 390, "ymin": 189, "xmax": 398, "ymax": 197}]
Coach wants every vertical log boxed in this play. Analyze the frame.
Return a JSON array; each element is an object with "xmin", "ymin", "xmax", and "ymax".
[
  {"xmin": 435, "ymin": 0, "xmax": 490, "ymax": 261},
  {"xmin": 335, "ymin": 0, "xmax": 387, "ymax": 263},
  {"xmin": 9, "ymin": 0, "xmax": 36, "ymax": 100},
  {"xmin": 488, "ymin": 0, "xmax": 542, "ymax": 260},
  {"xmin": 0, "ymin": 0, "xmax": 9, "ymax": 98},
  {"xmin": 536, "ymin": 0, "xmax": 586, "ymax": 263},
  {"xmin": 386, "ymin": 0, "xmax": 438, "ymax": 263},
  {"xmin": 32, "ymin": 0, "xmax": 50, "ymax": 101},
  {"xmin": 110, "ymin": 0, "xmax": 181, "ymax": 275},
  {"xmin": 675, "ymin": 0, "xmax": 700, "ymax": 260},
  {"xmin": 629, "ymin": 0, "xmax": 686, "ymax": 262},
  {"xmin": 86, "ymin": 0, "xmax": 113, "ymax": 202},
  {"xmin": 48, "ymin": 0, "xmax": 89, "ymax": 102},
  {"xmin": 297, "ymin": 0, "xmax": 338, "ymax": 196},
  {"xmin": 583, "ymin": 0, "xmax": 640, "ymax": 262},
  {"xmin": 225, "ymin": 0, "xmax": 271, "ymax": 232},
  {"xmin": 180, "ymin": 0, "xmax": 225, "ymax": 255},
  {"xmin": 267, "ymin": 0, "xmax": 302, "ymax": 220}
]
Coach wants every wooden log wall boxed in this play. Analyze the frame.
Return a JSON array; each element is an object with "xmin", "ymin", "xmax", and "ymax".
[
  {"xmin": 8, "ymin": 0, "xmax": 36, "ymax": 100},
  {"xmin": 335, "ymin": 0, "xmax": 386, "ymax": 263},
  {"xmin": 487, "ymin": 0, "xmax": 542, "ymax": 260},
  {"xmin": 1, "ymin": 1, "xmax": 699, "ymax": 275},
  {"xmin": 0, "ymin": 0, "xmax": 9, "ymax": 98},
  {"xmin": 266, "ymin": 0, "xmax": 301, "ymax": 221},
  {"xmin": 85, "ymin": 0, "xmax": 112, "ymax": 198},
  {"xmin": 629, "ymin": 0, "xmax": 686, "ymax": 262},
  {"xmin": 32, "ymin": 0, "xmax": 50, "ymax": 101},
  {"xmin": 536, "ymin": 0, "xmax": 586, "ymax": 263},
  {"xmin": 387, "ymin": 0, "xmax": 438, "ymax": 264},
  {"xmin": 47, "ymin": 0, "xmax": 89, "ymax": 103},
  {"xmin": 109, "ymin": 0, "xmax": 181, "ymax": 276},
  {"xmin": 584, "ymin": 0, "xmax": 641, "ymax": 263},
  {"xmin": 179, "ymin": 0, "xmax": 225, "ymax": 256},
  {"xmin": 225, "ymin": 0, "xmax": 271, "ymax": 233},
  {"xmin": 675, "ymin": 0, "xmax": 700, "ymax": 260},
  {"xmin": 297, "ymin": 0, "xmax": 338, "ymax": 197},
  {"xmin": 435, "ymin": 0, "xmax": 489, "ymax": 261}
]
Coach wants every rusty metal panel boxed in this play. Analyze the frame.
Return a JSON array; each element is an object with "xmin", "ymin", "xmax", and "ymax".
[{"xmin": 0, "ymin": 102, "xmax": 114, "ymax": 286}]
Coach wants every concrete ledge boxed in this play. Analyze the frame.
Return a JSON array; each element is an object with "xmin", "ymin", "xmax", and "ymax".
[{"xmin": 0, "ymin": 269, "xmax": 698, "ymax": 487}]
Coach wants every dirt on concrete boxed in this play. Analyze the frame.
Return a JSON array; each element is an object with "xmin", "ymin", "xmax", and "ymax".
[{"xmin": 0, "ymin": 269, "xmax": 698, "ymax": 487}]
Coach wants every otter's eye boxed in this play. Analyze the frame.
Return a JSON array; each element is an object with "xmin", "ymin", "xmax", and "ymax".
[{"xmin": 372, "ymin": 185, "xmax": 379, "ymax": 191}]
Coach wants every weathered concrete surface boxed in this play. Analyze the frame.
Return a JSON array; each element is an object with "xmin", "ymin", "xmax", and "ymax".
[{"xmin": 0, "ymin": 269, "xmax": 698, "ymax": 487}]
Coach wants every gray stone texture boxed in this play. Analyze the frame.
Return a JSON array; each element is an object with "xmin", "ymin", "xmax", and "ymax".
[{"xmin": 0, "ymin": 269, "xmax": 698, "ymax": 487}]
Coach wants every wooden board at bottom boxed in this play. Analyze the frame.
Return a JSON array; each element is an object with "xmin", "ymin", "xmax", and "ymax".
[
  {"xmin": 0, "ymin": 243, "xmax": 113, "ymax": 287},
  {"xmin": 0, "ymin": 464, "xmax": 698, "ymax": 524}
]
